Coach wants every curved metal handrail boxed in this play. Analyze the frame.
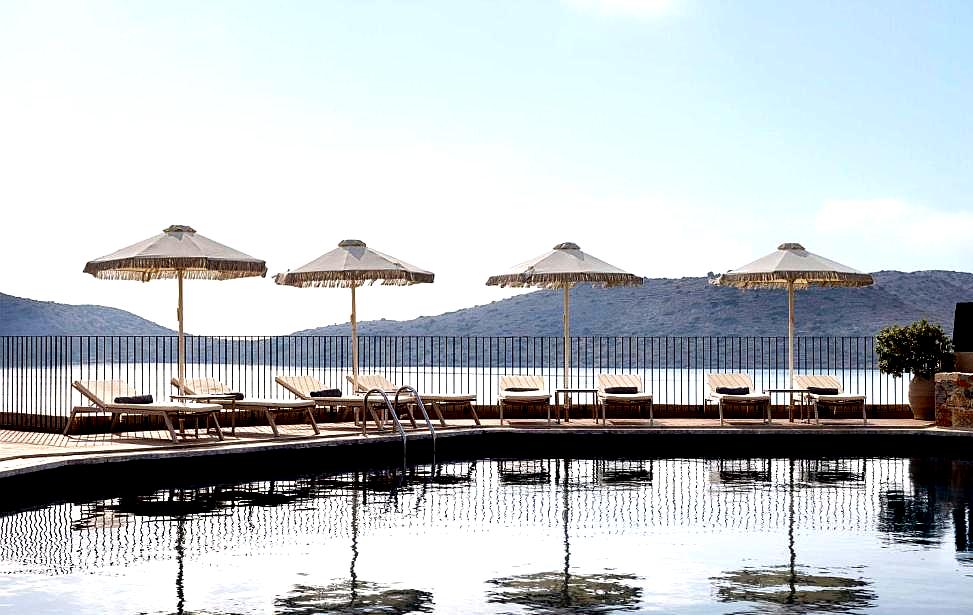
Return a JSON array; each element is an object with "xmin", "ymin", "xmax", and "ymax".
[
  {"xmin": 361, "ymin": 387, "xmax": 412, "ymax": 470},
  {"xmin": 395, "ymin": 386, "xmax": 436, "ymax": 456},
  {"xmin": 361, "ymin": 388, "xmax": 403, "ymax": 439}
]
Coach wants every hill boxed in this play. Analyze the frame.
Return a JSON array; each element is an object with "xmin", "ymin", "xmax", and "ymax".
[
  {"xmin": 2, "ymin": 271, "xmax": 969, "ymax": 338},
  {"xmin": 293, "ymin": 270, "xmax": 972, "ymax": 338},
  {"xmin": 0, "ymin": 293, "xmax": 175, "ymax": 336}
]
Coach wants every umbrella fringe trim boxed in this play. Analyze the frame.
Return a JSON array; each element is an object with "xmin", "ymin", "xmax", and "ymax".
[
  {"xmin": 274, "ymin": 270, "xmax": 434, "ymax": 288},
  {"xmin": 85, "ymin": 258, "xmax": 267, "ymax": 282},
  {"xmin": 486, "ymin": 273, "xmax": 643, "ymax": 289},
  {"xmin": 712, "ymin": 271, "xmax": 874, "ymax": 289}
]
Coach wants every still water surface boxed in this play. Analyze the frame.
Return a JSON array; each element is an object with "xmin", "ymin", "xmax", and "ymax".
[{"xmin": 0, "ymin": 457, "xmax": 971, "ymax": 614}]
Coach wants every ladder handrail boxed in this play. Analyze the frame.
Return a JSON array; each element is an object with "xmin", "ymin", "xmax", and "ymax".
[
  {"xmin": 361, "ymin": 388, "xmax": 403, "ymax": 442},
  {"xmin": 395, "ymin": 385, "xmax": 436, "ymax": 456}
]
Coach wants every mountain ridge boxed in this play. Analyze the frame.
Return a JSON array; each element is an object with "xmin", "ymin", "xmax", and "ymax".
[
  {"xmin": 292, "ymin": 270, "xmax": 971, "ymax": 338},
  {"xmin": 2, "ymin": 270, "xmax": 969, "ymax": 337}
]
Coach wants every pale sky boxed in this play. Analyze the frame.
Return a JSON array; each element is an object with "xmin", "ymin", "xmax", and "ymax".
[{"xmin": 1, "ymin": 1, "xmax": 971, "ymax": 335}]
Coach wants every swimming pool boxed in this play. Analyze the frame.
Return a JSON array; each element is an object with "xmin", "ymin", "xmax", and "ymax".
[{"xmin": 1, "ymin": 456, "xmax": 970, "ymax": 613}]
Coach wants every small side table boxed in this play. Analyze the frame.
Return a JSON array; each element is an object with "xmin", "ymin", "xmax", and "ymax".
[
  {"xmin": 554, "ymin": 389, "xmax": 603, "ymax": 425},
  {"xmin": 172, "ymin": 393, "xmax": 240, "ymax": 434},
  {"xmin": 762, "ymin": 388, "xmax": 808, "ymax": 423}
]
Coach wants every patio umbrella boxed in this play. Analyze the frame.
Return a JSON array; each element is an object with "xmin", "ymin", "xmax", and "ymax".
[
  {"xmin": 486, "ymin": 242, "xmax": 642, "ymax": 392},
  {"xmin": 711, "ymin": 243, "xmax": 873, "ymax": 388},
  {"xmin": 83, "ymin": 224, "xmax": 267, "ymax": 394},
  {"xmin": 274, "ymin": 239, "xmax": 434, "ymax": 391}
]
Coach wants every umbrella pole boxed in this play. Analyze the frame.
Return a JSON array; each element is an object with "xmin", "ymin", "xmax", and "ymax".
[
  {"xmin": 351, "ymin": 283, "xmax": 359, "ymax": 393},
  {"xmin": 563, "ymin": 285, "xmax": 571, "ymax": 401},
  {"xmin": 787, "ymin": 279, "xmax": 795, "ymax": 390},
  {"xmin": 177, "ymin": 270, "xmax": 186, "ymax": 395}
]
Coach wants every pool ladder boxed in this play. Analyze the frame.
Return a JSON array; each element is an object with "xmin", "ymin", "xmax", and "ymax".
[{"xmin": 362, "ymin": 386, "xmax": 437, "ymax": 465}]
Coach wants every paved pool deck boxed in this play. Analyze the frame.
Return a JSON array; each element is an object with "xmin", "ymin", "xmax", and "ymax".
[{"xmin": 2, "ymin": 418, "xmax": 969, "ymax": 481}]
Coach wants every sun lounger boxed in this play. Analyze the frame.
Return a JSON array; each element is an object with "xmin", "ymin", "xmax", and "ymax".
[
  {"xmin": 347, "ymin": 373, "xmax": 480, "ymax": 426},
  {"xmin": 174, "ymin": 378, "xmax": 318, "ymax": 437},
  {"xmin": 275, "ymin": 375, "xmax": 369, "ymax": 424},
  {"xmin": 794, "ymin": 374, "xmax": 867, "ymax": 424},
  {"xmin": 68, "ymin": 380, "xmax": 223, "ymax": 442},
  {"xmin": 704, "ymin": 373, "xmax": 771, "ymax": 425},
  {"xmin": 498, "ymin": 375, "xmax": 551, "ymax": 425},
  {"xmin": 597, "ymin": 373, "xmax": 654, "ymax": 425}
]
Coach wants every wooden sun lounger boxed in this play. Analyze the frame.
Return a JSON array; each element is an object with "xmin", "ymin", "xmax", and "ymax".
[
  {"xmin": 704, "ymin": 373, "xmax": 772, "ymax": 425},
  {"xmin": 348, "ymin": 373, "xmax": 480, "ymax": 426},
  {"xmin": 173, "ymin": 378, "xmax": 319, "ymax": 437},
  {"xmin": 68, "ymin": 380, "xmax": 223, "ymax": 442},
  {"xmin": 597, "ymin": 373, "xmax": 654, "ymax": 425},
  {"xmin": 794, "ymin": 374, "xmax": 867, "ymax": 424},
  {"xmin": 275, "ymin": 375, "xmax": 369, "ymax": 425},
  {"xmin": 497, "ymin": 375, "xmax": 551, "ymax": 425}
]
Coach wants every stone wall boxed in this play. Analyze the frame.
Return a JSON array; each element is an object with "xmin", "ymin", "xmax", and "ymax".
[{"xmin": 935, "ymin": 372, "xmax": 973, "ymax": 428}]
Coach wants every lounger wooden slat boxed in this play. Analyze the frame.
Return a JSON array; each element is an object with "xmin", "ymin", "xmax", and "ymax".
[
  {"xmin": 794, "ymin": 374, "xmax": 867, "ymax": 424},
  {"xmin": 704, "ymin": 373, "xmax": 772, "ymax": 425},
  {"xmin": 275, "ymin": 375, "xmax": 368, "ymax": 425},
  {"xmin": 174, "ymin": 378, "xmax": 319, "ymax": 437},
  {"xmin": 68, "ymin": 380, "xmax": 223, "ymax": 442},
  {"xmin": 347, "ymin": 373, "xmax": 479, "ymax": 426},
  {"xmin": 498, "ymin": 375, "xmax": 551, "ymax": 425},
  {"xmin": 597, "ymin": 374, "xmax": 654, "ymax": 425}
]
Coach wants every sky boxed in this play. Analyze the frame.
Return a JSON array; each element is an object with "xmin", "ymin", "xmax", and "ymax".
[{"xmin": 1, "ymin": 0, "xmax": 971, "ymax": 336}]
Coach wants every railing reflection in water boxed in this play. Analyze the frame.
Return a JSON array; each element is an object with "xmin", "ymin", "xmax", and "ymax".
[{"xmin": 3, "ymin": 457, "xmax": 971, "ymax": 579}]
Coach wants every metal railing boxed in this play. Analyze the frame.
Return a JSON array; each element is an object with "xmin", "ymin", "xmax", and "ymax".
[{"xmin": 0, "ymin": 335, "xmax": 909, "ymax": 431}]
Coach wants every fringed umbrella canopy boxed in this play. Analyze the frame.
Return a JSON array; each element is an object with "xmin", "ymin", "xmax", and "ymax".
[
  {"xmin": 487, "ymin": 243, "xmax": 642, "ymax": 405},
  {"xmin": 274, "ymin": 239, "xmax": 433, "ymax": 288},
  {"xmin": 83, "ymin": 225, "xmax": 267, "ymax": 394},
  {"xmin": 274, "ymin": 240, "xmax": 434, "ymax": 390},
  {"xmin": 711, "ymin": 243, "xmax": 873, "ymax": 394},
  {"xmin": 712, "ymin": 243, "xmax": 873, "ymax": 289},
  {"xmin": 486, "ymin": 242, "xmax": 642, "ymax": 289},
  {"xmin": 84, "ymin": 225, "xmax": 267, "ymax": 281}
]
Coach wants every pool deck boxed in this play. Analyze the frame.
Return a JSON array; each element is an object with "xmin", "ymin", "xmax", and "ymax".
[{"xmin": 1, "ymin": 418, "xmax": 970, "ymax": 481}]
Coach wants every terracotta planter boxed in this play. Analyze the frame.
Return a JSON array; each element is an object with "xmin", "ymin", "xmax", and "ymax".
[{"xmin": 908, "ymin": 376, "xmax": 936, "ymax": 420}]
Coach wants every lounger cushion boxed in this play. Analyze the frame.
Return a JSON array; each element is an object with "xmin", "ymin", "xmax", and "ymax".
[
  {"xmin": 505, "ymin": 387, "xmax": 539, "ymax": 392},
  {"xmin": 422, "ymin": 393, "xmax": 477, "ymax": 402},
  {"xmin": 114, "ymin": 394, "xmax": 153, "ymax": 404},
  {"xmin": 716, "ymin": 386, "xmax": 749, "ymax": 395},
  {"xmin": 604, "ymin": 386, "xmax": 638, "ymax": 394},
  {"xmin": 310, "ymin": 388, "xmax": 343, "ymax": 398},
  {"xmin": 227, "ymin": 392, "xmax": 245, "ymax": 400},
  {"xmin": 500, "ymin": 392, "xmax": 550, "ymax": 402},
  {"xmin": 807, "ymin": 386, "xmax": 840, "ymax": 395}
]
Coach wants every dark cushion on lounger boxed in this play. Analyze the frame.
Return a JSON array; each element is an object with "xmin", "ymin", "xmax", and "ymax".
[
  {"xmin": 715, "ymin": 386, "xmax": 749, "ymax": 395},
  {"xmin": 807, "ymin": 386, "xmax": 840, "ymax": 395},
  {"xmin": 604, "ymin": 386, "xmax": 639, "ymax": 394},
  {"xmin": 227, "ymin": 392, "xmax": 246, "ymax": 401},
  {"xmin": 504, "ymin": 387, "xmax": 540, "ymax": 392},
  {"xmin": 310, "ymin": 388, "xmax": 343, "ymax": 398},
  {"xmin": 114, "ymin": 394, "xmax": 153, "ymax": 404}
]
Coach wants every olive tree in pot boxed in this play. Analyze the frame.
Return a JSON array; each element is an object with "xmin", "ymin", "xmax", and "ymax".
[{"xmin": 876, "ymin": 320, "xmax": 954, "ymax": 420}]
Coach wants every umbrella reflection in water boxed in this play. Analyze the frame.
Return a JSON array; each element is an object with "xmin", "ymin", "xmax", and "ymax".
[
  {"xmin": 487, "ymin": 459, "xmax": 643, "ymax": 613},
  {"xmin": 274, "ymin": 471, "xmax": 434, "ymax": 614},
  {"xmin": 711, "ymin": 460, "xmax": 877, "ymax": 613}
]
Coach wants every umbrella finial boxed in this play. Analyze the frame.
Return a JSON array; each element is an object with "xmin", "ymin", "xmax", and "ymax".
[
  {"xmin": 554, "ymin": 242, "xmax": 580, "ymax": 250},
  {"xmin": 164, "ymin": 225, "xmax": 196, "ymax": 234},
  {"xmin": 339, "ymin": 239, "xmax": 366, "ymax": 248},
  {"xmin": 778, "ymin": 242, "xmax": 805, "ymax": 251}
]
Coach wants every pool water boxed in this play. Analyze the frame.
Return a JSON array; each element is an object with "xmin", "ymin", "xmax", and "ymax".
[{"xmin": 1, "ymin": 457, "xmax": 971, "ymax": 614}]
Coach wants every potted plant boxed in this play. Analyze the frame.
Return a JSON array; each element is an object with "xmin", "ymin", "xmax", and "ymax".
[{"xmin": 876, "ymin": 320, "xmax": 954, "ymax": 419}]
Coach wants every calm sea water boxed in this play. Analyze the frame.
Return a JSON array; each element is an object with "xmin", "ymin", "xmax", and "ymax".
[{"xmin": 1, "ymin": 456, "xmax": 970, "ymax": 614}]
